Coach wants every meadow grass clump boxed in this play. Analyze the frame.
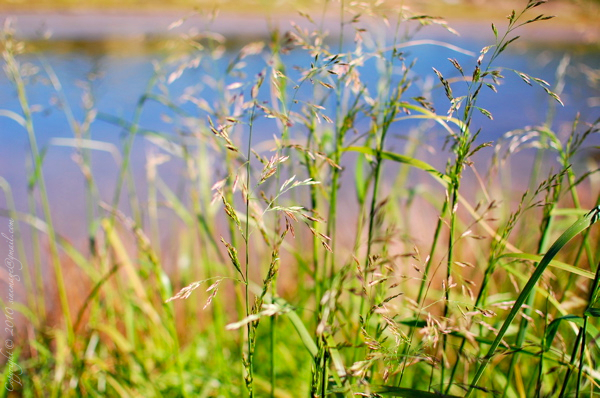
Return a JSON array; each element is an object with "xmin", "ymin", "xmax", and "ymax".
[{"xmin": 1, "ymin": 1, "xmax": 600, "ymax": 397}]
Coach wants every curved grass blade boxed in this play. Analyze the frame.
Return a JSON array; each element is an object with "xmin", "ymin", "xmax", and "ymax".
[
  {"xmin": 466, "ymin": 207, "xmax": 600, "ymax": 396},
  {"xmin": 498, "ymin": 252, "xmax": 594, "ymax": 279},
  {"xmin": 0, "ymin": 109, "xmax": 26, "ymax": 127},
  {"xmin": 344, "ymin": 146, "xmax": 451, "ymax": 185}
]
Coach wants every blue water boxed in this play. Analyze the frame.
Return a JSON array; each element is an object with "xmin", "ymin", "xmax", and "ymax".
[{"xmin": 0, "ymin": 23, "xmax": 599, "ymax": 244}]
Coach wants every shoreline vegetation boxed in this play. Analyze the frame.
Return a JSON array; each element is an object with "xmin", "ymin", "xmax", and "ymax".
[
  {"xmin": 0, "ymin": 0, "xmax": 597, "ymax": 18},
  {"xmin": 1, "ymin": 0, "xmax": 600, "ymax": 396},
  {"xmin": 0, "ymin": 0, "xmax": 600, "ymax": 38},
  {"xmin": 0, "ymin": 1, "xmax": 599, "ymax": 42}
]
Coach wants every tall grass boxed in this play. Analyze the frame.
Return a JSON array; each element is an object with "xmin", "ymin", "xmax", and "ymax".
[{"xmin": 1, "ymin": 1, "xmax": 600, "ymax": 396}]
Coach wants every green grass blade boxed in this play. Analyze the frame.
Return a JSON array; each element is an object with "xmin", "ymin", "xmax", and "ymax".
[
  {"xmin": 498, "ymin": 252, "xmax": 594, "ymax": 279},
  {"xmin": 344, "ymin": 146, "xmax": 451, "ymax": 184},
  {"xmin": 373, "ymin": 385, "xmax": 461, "ymax": 397},
  {"xmin": 543, "ymin": 315, "xmax": 600, "ymax": 352}
]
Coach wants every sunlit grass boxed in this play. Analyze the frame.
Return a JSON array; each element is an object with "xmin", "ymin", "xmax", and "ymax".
[{"xmin": 1, "ymin": 0, "xmax": 600, "ymax": 397}]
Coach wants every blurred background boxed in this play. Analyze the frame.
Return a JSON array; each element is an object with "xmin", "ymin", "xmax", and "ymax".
[{"xmin": 0, "ymin": 0, "xmax": 598, "ymax": 251}]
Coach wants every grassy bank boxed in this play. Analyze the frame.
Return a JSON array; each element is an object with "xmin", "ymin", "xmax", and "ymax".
[{"xmin": 1, "ymin": 0, "xmax": 600, "ymax": 397}]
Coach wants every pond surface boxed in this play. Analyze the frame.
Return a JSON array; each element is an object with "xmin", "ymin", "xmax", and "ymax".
[{"xmin": 0, "ymin": 11, "xmax": 599, "ymax": 250}]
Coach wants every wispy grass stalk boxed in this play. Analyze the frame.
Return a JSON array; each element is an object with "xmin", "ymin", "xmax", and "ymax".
[{"xmin": 2, "ymin": 28, "xmax": 74, "ymax": 346}]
